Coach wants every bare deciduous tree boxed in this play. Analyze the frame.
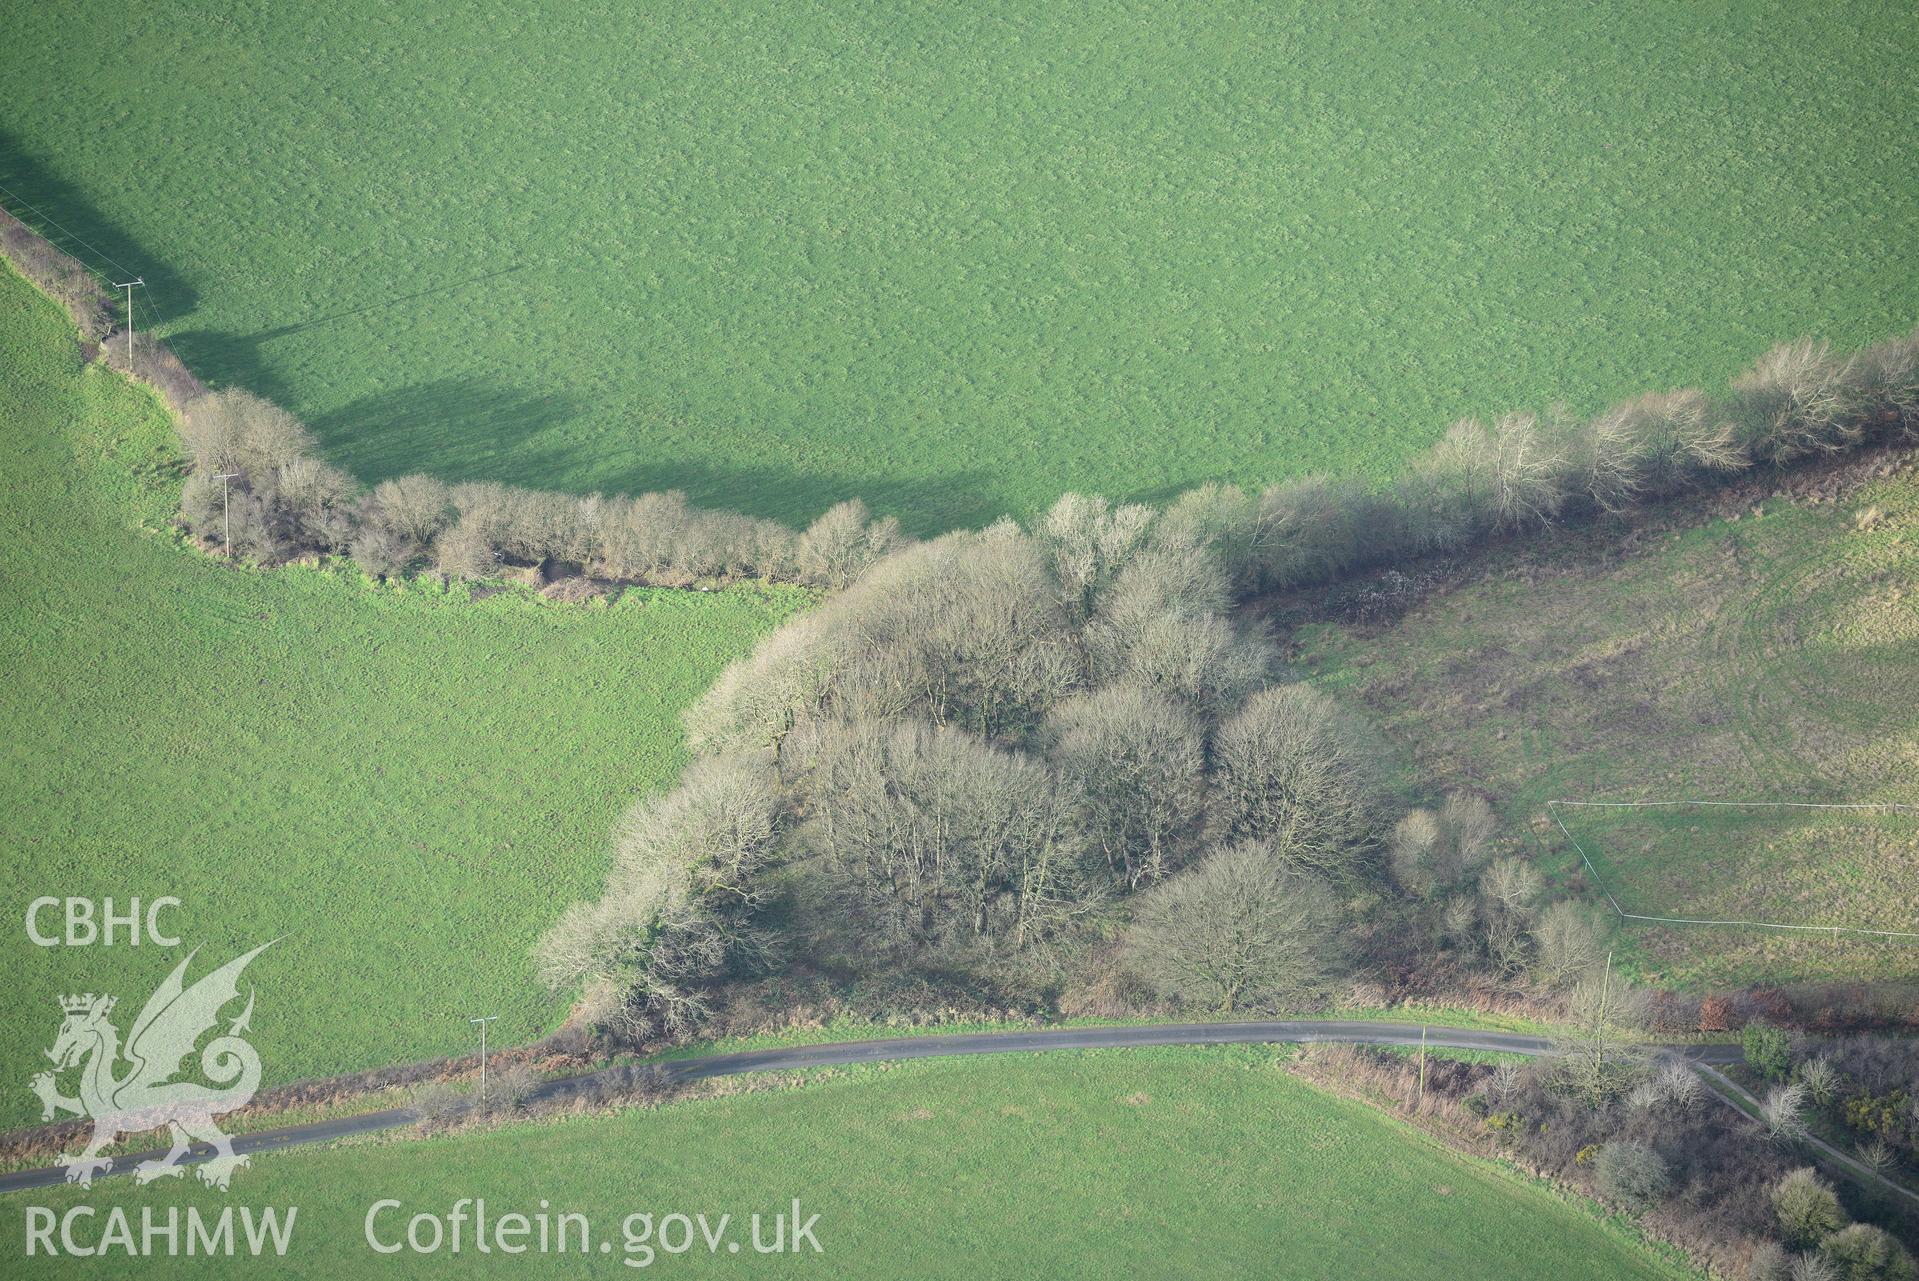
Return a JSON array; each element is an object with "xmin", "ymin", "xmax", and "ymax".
[
  {"xmin": 1591, "ymin": 1140, "xmax": 1670, "ymax": 1211},
  {"xmin": 350, "ymin": 523, "xmax": 416, "ymax": 578},
  {"xmin": 1249, "ymin": 474, "xmax": 1369, "ymax": 591},
  {"xmin": 1796, "ymin": 1056, "xmax": 1839, "ymax": 1108},
  {"xmin": 1763, "ymin": 1082, "xmax": 1811, "ymax": 1144},
  {"xmin": 1046, "ymin": 685, "xmax": 1206, "ymax": 889},
  {"xmin": 1855, "ymin": 325, "xmax": 1919, "ymax": 441},
  {"xmin": 366, "ymin": 475, "xmax": 454, "ymax": 545},
  {"xmin": 795, "ymin": 498, "xmax": 906, "ymax": 589},
  {"xmin": 179, "ymin": 471, "xmax": 223, "ymax": 534},
  {"xmin": 1090, "ymin": 610, "xmax": 1271, "ymax": 717},
  {"xmin": 601, "ymin": 490, "xmax": 693, "ymax": 579},
  {"xmin": 1440, "ymin": 792, "xmax": 1498, "ymax": 873},
  {"xmin": 695, "ymin": 523, "xmax": 1082, "ymax": 748},
  {"xmin": 1404, "ymin": 418, "xmax": 1499, "ymax": 551},
  {"xmin": 1549, "ymin": 964, "xmax": 1651, "ymax": 1106},
  {"xmin": 1574, "ymin": 405, "xmax": 1650, "ymax": 515},
  {"xmin": 1038, "ymin": 492, "xmax": 1157, "ymax": 617},
  {"xmin": 1532, "ymin": 898, "xmax": 1606, "ymax": 989},
  {"xmin": 804, "ymin": 719, "xmax": 1091, "ymax": 950},
  {"xmin": 535, "ymin": 755, "xmax": 783, "ymax": 1039},
  {"xmin": 217, "ymin": 489, "xmax": 281, "ymax": 561},
  {"xmin": 1091, "ymin": 542, "xmax": 1234, "ymax": 626},
  {"xmin": 1819, "ymin": 1225, "xmax": 1913, "ymax": 1281},
  {"xmin": 1155, "ymin": 483, "xmax": 1277, "ymax": 593},
  {"xmin": 1389, "ymin": 808, "xmax": 1442, "ymax": 897},
  {"xmin": 1082, "ymin": 545, "xmax": 1270, "ymax": 714},
  {"xmin": 1209, "ymin": 684, "xmax": 1385, "ymax": 876},
  {"xmin": 1478, "ymin": 856, "xmax": 1544, "ymax": 974},
  {"xmin": 1771, "ymin": 1167, "xmax": 1843, "ymax": 1246},
  {"xmin": 178, "ymin": 388, "xmax": 314, "ymax": 479},
  {"xmin": 686, "ymin": 612, "xmax": 844, "ymax": 757},
  {"xmin": 612, "ymin": 754, "xmax": 783, "ymax": 911},
  {"xmin": 1440, "ymin": 893, "xmax": 1478, "ymax": 945},
  {"xmin": 1124, "ymin": 841, "xmax": 1342, "ymax": 1012},
  {"xmin": 1730, "ymin": 340, "xmax": 1865, "ymax": 465},
  {"xmin": 1652, "ymin": 1059, "xmax": 1704, "ymax": 1112},
  {"xmin": 273, "ymin": 456, "xmax": 357, "ymax": 549},
  {"xmin": 1486, "ymin": 411, "xmax": 1567, "ymax": 530},
  {"xmin": 435, "ymin": 516, "xmax": 500, "ymax": 580},
  {"xmin": 1636, "ymin": 389, "xmax": 1745, "ymax": 483}
]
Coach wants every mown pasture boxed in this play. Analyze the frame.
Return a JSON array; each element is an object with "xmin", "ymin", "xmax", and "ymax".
[{"xmin": 4, "ymin": 1, "xmax": 1916, "ymax": 529}]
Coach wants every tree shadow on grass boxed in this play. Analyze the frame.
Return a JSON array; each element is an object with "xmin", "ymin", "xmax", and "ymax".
[
  {"xmin": 161, "ymin": 322, "xmax": 1011, "ymax": 531},
  {"xmin": 307, "ymin": 380, "xmax": 1000, "ymax": 534},
  {"xmin": 310, "ymin": 378, "xmax": 588, "ymax": 482},
  {"xmin": 168, "ymin": 263, "xmax": 534, "ymax": 412},
  {"xmin": 164, "ymin": 327, "xmax": 301, "ymax": 411},
  {"xmin": 0, "ymin": 128, "xmax": 200, "ymax": 327},
  {"xmin": 0, "ymin": 131, "xmax": 1207, "ymax": 536}
]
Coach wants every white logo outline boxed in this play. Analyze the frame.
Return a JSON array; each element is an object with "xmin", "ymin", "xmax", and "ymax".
[{"xmin": 31, "ymin": 942, "xmax": 273, "ymax": 1189}]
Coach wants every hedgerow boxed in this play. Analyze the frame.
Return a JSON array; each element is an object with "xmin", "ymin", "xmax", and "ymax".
[{"xmin": 4, "ymin": 200, "xmax": 1913, "ymax": 599}]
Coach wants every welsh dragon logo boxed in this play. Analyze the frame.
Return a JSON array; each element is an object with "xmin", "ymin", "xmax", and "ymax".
[{"xmin": 30, "ymin": 943, "xmax": 272, "ymax": 1190}]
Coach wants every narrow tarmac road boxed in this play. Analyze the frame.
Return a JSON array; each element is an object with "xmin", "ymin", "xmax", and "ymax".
[{"xmin": 0, "ymin": 1020, "xmax": 1840, "ymax": 1202}]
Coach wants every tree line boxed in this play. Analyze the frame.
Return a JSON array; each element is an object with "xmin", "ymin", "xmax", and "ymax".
[
  {"xmin": 172, "ymin": 385, "xmax": 906, "ymax": 589},
  {"xmin": 160, "ymin": 326, "xmax": 1919, "ymax": 597},
  {"xmin": 5, "ymin": 200, "xmax": 1916, "ymax": 601}
]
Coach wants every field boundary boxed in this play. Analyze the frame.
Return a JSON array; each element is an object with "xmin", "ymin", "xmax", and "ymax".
[
  {"xmin": 4, "ymin": 196, "xmax": 1916, "ymax": 602},
  {"xmin": 1546, "ymin": 799, "xmax": 1919, "ymax": 941}
]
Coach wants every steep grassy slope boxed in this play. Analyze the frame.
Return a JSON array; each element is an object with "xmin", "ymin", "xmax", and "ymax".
[
  {"xmin": 0, "ymin": 263, "xmax": 806, "ymax": 1125},
  {"xmin": 4, "ymin": 1, "xmax": 1916, "ymax": 528},
  {"xmin": 6, "ymin": 1048, "xmax": 1693, "ymax": 1278},
  {"xmin": 1295, "ymin": 461, "xmax": 1919, "ymax": 986}
]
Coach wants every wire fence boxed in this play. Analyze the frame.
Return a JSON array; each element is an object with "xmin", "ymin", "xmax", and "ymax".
[{"xmin": 1545, "ymin": 799, "xmax": 1919, "ymax": 942}]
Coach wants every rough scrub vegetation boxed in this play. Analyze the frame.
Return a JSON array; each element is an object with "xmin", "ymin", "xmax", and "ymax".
[{"xmin": 1314, "ymin": 1019, "xmax": 1919, "ymax": 1280}]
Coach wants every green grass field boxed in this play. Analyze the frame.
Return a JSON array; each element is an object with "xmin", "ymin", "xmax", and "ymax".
[
  {"xmin": 1295, "ymin": 468, "xmax": 1919, "ymax": 986},
  {"xmin": 1549, "ymin": 803, "xmax": 1919, "ymax": 974},
  {"xmin": 0, "ymin": 262, "xmax": 806, "ymax": 1127},
  {"xmin": 5, "ymin": 1048, "xmax": 1693, "ymax": 1278},
  {"xmin": 4, "ymin": 1, "xmax": 1916, "ymax": 529}
]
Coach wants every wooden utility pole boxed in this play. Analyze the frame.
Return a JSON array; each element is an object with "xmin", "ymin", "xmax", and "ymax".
[
  {"xmin": 212, "ymin": 472, "xmax": 240, "ymax": 557},
  {"xmin": 470, "ymin": 1015, "xmax": 498, "ymax": 1110},
  {"xmin": 112, "ymin": 278, "xmax": 143, "ymax": 363}
]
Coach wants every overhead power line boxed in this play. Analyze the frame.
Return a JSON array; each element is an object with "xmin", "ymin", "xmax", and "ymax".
[{"xmin": 0, "ymin": 176, "xmax": 142, "ymax": 281}]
